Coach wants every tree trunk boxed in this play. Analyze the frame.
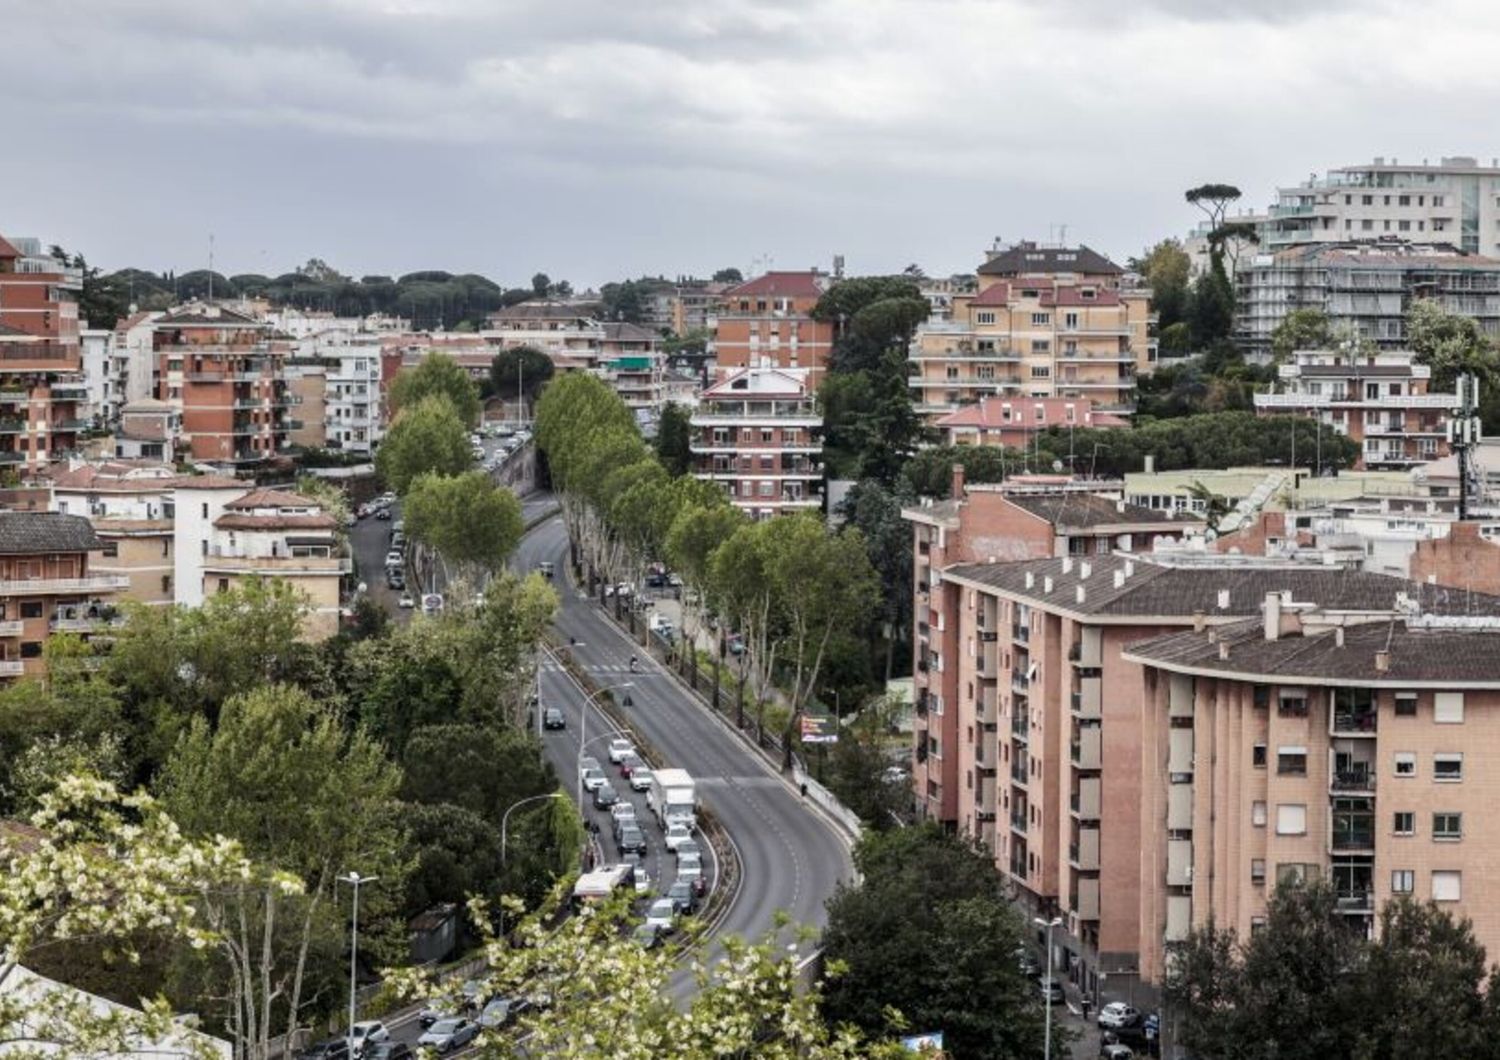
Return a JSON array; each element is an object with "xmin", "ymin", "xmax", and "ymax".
[{"xmin": 282, "ymin": 873, "xmax": 326, "ymax": 1057}]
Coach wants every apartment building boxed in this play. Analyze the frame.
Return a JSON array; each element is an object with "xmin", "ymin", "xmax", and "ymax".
[
  {"xmin": 904, "ymin": 472, "xmax": 1198, "ymax": 827},
  {"xmin": 0, "ymin": 511, "xmax": 125, "ymax": 678},
  {"xmin": 153, "ymin": 304, "xmax": 291, "ymax": 469},
  {"xmin": 282, "ymin": 356, "xmax": 326, "ymax": 450},
  {"xmin": 1253, "ymin": 348, "xmax": 1455, "ymax": 470},
  {"xmin": 925, "ymin": 548, "xmax": 1497, "ymax": 1002},
  {"xmin": 933, "ymin": 396, "xmax": 1128, "ymax": 449},
  {"xmin": 323, "ymin": 342, "xmax": 383, "ymax": 454},
  {"xmin": 1258, "ymin": 156, "xmax": 1500, "ymax": 255},
  {"xmin": 909, "ymin": 243, "xmax": 1151, "ymax": 422},
  {"xmin": 1234, "ymin": 241, "xmax": 1500, "ymax": 356},
  {"xmin": 1124, "ymin": 596, "xmax": 1500, "ymax": 989},
  {"xmin": 710, "ymin": 272, "xmax": 834, "ymax": 387},
  {"xmin": 203, "ymin": 488, "xmax": 345, "ymax": 639},
  {"xmin": 0, "ymin": 235, "xmax": 90, "ymax": 473},
  {"xmin": 689, "ymin": 367, "xmax": 821, "ymax": 518},
  {"xmin": 113, "ymin": 399, "xmax": 180, "ymax": 462},
  {"xmin": 483, "ymin": 301, "xmax": 608, "ymax": 369}
]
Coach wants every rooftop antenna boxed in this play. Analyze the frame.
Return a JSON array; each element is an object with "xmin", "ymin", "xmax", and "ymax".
[
  {"xmin": 207, "ymin": 233, "xmax": 215, "ymax": 301},
  {"xmin": 1451, "ymin": 372, "xmax": 1482, "ymax": 520},
  {"xmin": 1058, "ymin": 223, "xmax": 1070, "ymax": 246}
]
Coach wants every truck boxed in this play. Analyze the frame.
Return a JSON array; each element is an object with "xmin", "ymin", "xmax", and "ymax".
[
  {"xmin": 647, "ymin": 768, "xmax": 697, "ymax": 829},
  {"xmin": 571, "ymin": 863, "xmax": 633, "ymax": 905}
]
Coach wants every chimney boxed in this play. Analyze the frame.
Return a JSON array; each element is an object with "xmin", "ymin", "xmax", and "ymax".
[
  {"xmin": 1335, "ymin": 627, "xmax": 1345, "ymax": 647},
  {"xmin": 951, "ymin": 463, "xmax": 966, "ymax": 500},
  {"xmin": 1207, "ymin": 629, "xmax": 1217, "ymax": 644},
  {"xmin": 1217, "ymin": 588, "xmax": 1231, "ymax": 610},
  {"xmin": 1263, "ymin": 592, "xmax": 1282, "ymax": 642},
  {"xmin": 1025, "ymin": 571, "xmax": 1035, "ymax": 589},
  {"xmin": 1076, "ymin": 585, "xmax": 1087, "ymax": 605},
  {"xmin": 1144, "ymin": 454, "xmax": 1156, "ymax": 474},
  {"xmin": 1218, "ymin": 640, "xmax": 1230, "ymax": 661},
  {"xmin": 1193, "ymin": 610, "xmax": 1206, "ymax": 632},
  {"xmin": 1062, "ymin": 557, "xmax": 1073, "ymax": 574},
  {"xmin": 1375, "ymin": 650, "xmax": 1390, "ymax": 674},
  {"xmin": 1113, "ymin": 570, "xmax": 1125, "ymax": 589},
  {"xmin": 1044, "ymin": 576, "xmax": 1054, "ymax": 594},
  {"xmin": 1124, "ymin": 559, "xmax": 1135, "ymax": 577},
  {"xmin": 1079, "ymin": 561, "xmax": 1091, "ymax": 580}
]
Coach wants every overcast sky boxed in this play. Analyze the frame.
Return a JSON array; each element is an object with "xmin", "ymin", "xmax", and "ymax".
[{"xmin": 4, "ymin": 0, "xmax": 1499, "ymax": 287}]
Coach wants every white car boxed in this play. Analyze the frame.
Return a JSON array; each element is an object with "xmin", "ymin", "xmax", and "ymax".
[
  {"xmin": 581, "ymin": 767, "xmax": 607, "ymax": 793},
  {"xmin": 628, "ymin": 767, "xmax": 653, "ymax": 792},
  {"xmin": 611, "ymin": 802, "xmax": 637, "ymax": 827},
  {"xmin": 397, "ymin": 593, "xmax": 415, "ymax": 609},
  {"xmin": 607, "ymin": 738, "xmax": 635, "ymax": 764},
  {"xmin": 384, "ymin": 550, "xmax": 403, "ymax": 567},
  {"xmin": 664, "ymin": 823, "xmax": 693, "ymax": 853},
  {"xmin": 634, "ymin": 869, "xmax": 652, "ymax": 895},
  {"xmin": 644, "ymin": 897, "xmax": 676, "ymax": 934},
  {"xmin": 1097, "ymin": 1002, "xmax": 1142, "ymax": 1029},
  {"xmin": 349, "ymin": 1020, "xmax": 390, "ymax": 1056}
]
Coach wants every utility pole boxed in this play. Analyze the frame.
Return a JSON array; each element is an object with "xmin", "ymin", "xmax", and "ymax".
[
  {"xmin": 337, "ymin": 872, "xmax": 378, "ymax": 1057},
  {"xmin": 1452, "ymin": 372, "xmax": 1482, "ymax": 520}
]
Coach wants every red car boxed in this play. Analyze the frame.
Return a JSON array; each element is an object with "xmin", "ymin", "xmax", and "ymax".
[{"xmin": 619, "ymin": 753, "xmax": 644, "ymax": 778}]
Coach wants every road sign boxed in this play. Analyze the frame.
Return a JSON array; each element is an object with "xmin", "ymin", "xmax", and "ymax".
[{"xmin": 800, "ymin": 714, "xmax": 838, "ymax": 744}]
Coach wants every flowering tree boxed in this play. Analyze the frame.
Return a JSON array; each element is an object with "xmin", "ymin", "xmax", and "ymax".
[{"xmin": 0, "ymin": 776, "xmax": 300, "ymax": 1059}]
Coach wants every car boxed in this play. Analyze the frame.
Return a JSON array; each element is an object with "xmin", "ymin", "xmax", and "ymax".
[
  {"xmin": 1038, "ymin": 977, "xmax": 1066, "ymax": 1004},
  {"xmin": 666, "ymin": 879, "xmax": 698, "ymax": 914},
  {"xmin": 297, "ymin": 1040, "xmax": 350, "ymax": 1060},
  {"xmin": 668, "ymin": 574, "xmax": 683, "ymax": 588},
  {"xmin": 606, "ymin": 738, "xmax": 635, "ymax": 764},
  {"xmin": 632, "ymin": 923, "xmax": 662, "ymax": 949},
  {"xmin": 618, "ymin": 752, "xmax": 644, "ymax": 777},
  {"xmin": 384, "ymin": 550, "xmax": 403, "ymax": 567},
  {"xmin": 344, "ymin": 514, "xmax": 358, "ymax": 528},
  {"xmin": 421, "ymin": 593, "xmax": 444, "ymax": 614},
  {"xmin": 397, "ymin": 593, "xmax": 415, "ymax": 609},
  {"xmin": 677, "ymin": 849, "xmax": 702, "ymax": 871},
  {"xmin": 1097, "ymin": 1002, "xmax": 1142, "ymax": 1029},
  {"xmin": 349, "ymin": 1021, "xmax": 390, "ymax": 1056},
  {"xmin": 538, "ymin": 561, "xmax": 554, "ymax": 579},
  {"xmin": 416, "ymin": 1017, "xmax": 478, "ymax": 1053},
  {"xmin": 418, "ymin": 998, "xmax": 459, "ymax": 1027},
  {"xmin": 634, "ymin": 869, "xmax": 652, "ymax": 895},
  {"xmin": 543, "ymin": 707, "xmax": 566, "ymax": 730},
  {"xmin": 581, "ymin": 767, "xmax": 607, "ymax": 793},
  {"xmin": 676, "ymin": 861, "xmax": 707, "ymax": 897},
  {"xmin": 580, "ymin": 755, "xmax": 602, "ymax": 773},
  {"xmin": 610, "ymin": 801, "xmax": 637, "ymax": 826},
  {"xmin": 376, "ymin": 508, "xmax": 392, "ymax": 521},
  {"xmin": 644, "ymin": 897, "xmax": 676, "ymax": 934},
  {"xmin": 1100, "ymin": 1045, "xmax": 1135, "ymax": 1060},
  {"xmin": 616, "ymin": 824, "xmax": 646, "ymax": 855},
  {"xmin": 664, "ymin": 823, "xmax": 693, "ymax": 853},
  {"xmin": 629, "ymin": 767, "xmax": 653, "ymax": 792},
  {"xmin": 479, "ymin": 996, "xmax": 530, "ymax": 1029},
  {"xmin": 645, "ymin": 571, "xmax": 665, "ymax": 589},
  {"xmin": 1016, "ymin": 949, "xmax": 1042, "ymax": 979},
  {"xmin": 593, "ymin": 781, "xmax": 620, "ymax": 809},
  {"xmin": 726, "ymin": 634, "xmax": 745, "ymax": 656},
  {"xmin": 386, "ymin": 571, "xmax": 405, "ymax": 589},
  {"xmin": 675, "ymin": 837, "xmax": 702, "ymax": 861},
  {"xmin": 363, "ymin": 1044, "xmax": 412, "ymax": 1060}
]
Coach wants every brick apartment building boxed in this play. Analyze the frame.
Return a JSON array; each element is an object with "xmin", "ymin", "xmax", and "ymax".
[
  {"xmin": 710, "ymin": 272, "xmax": 834, "ymax": 387},
  {"xmin": 1253, "ymin": 348, "xmax": 1456, "ymax": 470},
  {"xmin": 0, "ymin": 235, "xmax": 91, "ymax": 473},
  {"xmin": 153, "ymin": 304, "xmax": 291, "ymax": 469},
  {"xmin": 689, "ymin": 367, "xmax": 821, "ymax": 518},
  {"xmin": 909, "ymin": 243, "xmax": 1153, "ymax": 421}
]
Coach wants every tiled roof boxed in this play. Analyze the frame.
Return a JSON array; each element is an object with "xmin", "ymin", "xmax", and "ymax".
[
  {"xmin": 601, "ymin": 322, "xmax": 659, "ymax": 343},
  {"xmin": 1040, "ymin": 287, "xmax": 1121, "ymax": 307},
  {"xmin": 1003, "ymin": 493, "xmax": 1188, "ymax": 529},
  {"xmin": 215, "ymin": 513, "xmax": 339, "ymax": 531},
  {"xmin": 971, "ymin": 283, "xmax": 1012, "ymax": 307},
  {"xmin": 0, "ymin": 235, "xmax": 19, "ymax": 260},
  {"xmin": 977, "ymin": 244, "xmax": 1122, "ymax": 277},
  {"xmin": 0, "ymin": 512, "xmax": 102, "ymax": 554},
  {"xmin": 945, "ymin": 554, "xmax": 1500, "ymax": 621},
  {"xmin": 723, "ymin": 271, "xmax": 826, "ymax": 299},
  {"xmin": 156, "ymin": 304, "xmax": 265, "ymax": 327},
  {"xmin": 1124, "ymin": 615, "xmax": 1500, "ymax": 685},
  {"xmin": 47, "ymin": 464, "xmax": 243, "ymax": 493},
  {"xmin": 489, "ymin": 301, "xmax": 600, "ymax": 322},
  {"xmin": 224, "ymin": 487, "xmax": 317, "ymax": 510}
]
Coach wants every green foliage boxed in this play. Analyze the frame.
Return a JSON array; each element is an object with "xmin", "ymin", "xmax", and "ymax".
[
  {"xmin": 666, "ymin": 504, "xmax": 748, "ymax": 593},
  {"xmin": 823, "ymin": 696, "xmax": 908, "ymax": 830},
  {"xmin": 711, "ymin": 267, "xmax": 744, "ymax": 284},
  {"xmin": 836, "ymin": 480, "xmax": 916, "ymax": 680},
  {"xmin": 1189, "ymin": 265, "xmax": 1235, "ymax": 348},
  {"xmin": 1271, "ymin": 307, "xmax": 1334, "ymax": 363},
  {"xmin": 388, "ymin": 351, "xmax": 481, "ymax": 428},
  {"xmin": 376, "ymin": 393, "xmax": 474, "ymax": 494},
  {"xmin": 654, "ymin": 400, "xmax": 693, "ymax": 476},
  {"xmin": 404, "ymin": 471, "xmax": 524, "ymax": 580},
  {"xmin": 534, "ymin": 372, "xmax": 639, "ymax": 491},
  {"xmin": 822, "ymin": 825, "xmax": 1050, "ymax": 1058},
  {"xmin": 488, "ymin": 344, "xmax": 554, "ymax": 402},
  {"xmin": 1136, "ymin": 239, "xmax": 1192, "ymax": 332}
]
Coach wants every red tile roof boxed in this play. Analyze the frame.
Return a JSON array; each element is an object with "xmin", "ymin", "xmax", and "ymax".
[
  {"xmin": 1041, "ymin": 287, "xmax": 1120, "ymax": 307},
  {"xmin": 215, "ymin": 513, "xmax": 339, "ymax": 532},
  {"xmin": 970, "ymin": 283, "xmax": 1012, "ymax": 307},
  {"xmin": 0, "ymin": 235, "xmax": 19, "ymax": 261},
  {"xmin": 224, "ymin": 487, "xmax": 318, "ymax": 510},
  {"xmin": 723, "ymin": 271, "xmax": 826, "ymax": 299}
]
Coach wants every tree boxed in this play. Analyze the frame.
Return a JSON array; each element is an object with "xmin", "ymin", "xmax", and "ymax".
[
  {"xmin": 387, "ymin": 351, "xmax": 481, "ymax": 428},
  {"xmin": 531, "ymin": 273, "xmax": 551, "ymax": 298},
  {"xmin": 822, "ymin": 825, "xmax": 1050, "ymax": 1058},
  {"xmin": 159, "ymin": 684, "xmax": 407, "ymax": 1058},
  {"xmin": 711, "ymin": 267, "xmax": 744, "ymax": 284},
  {"xmin": 600, "ymin": 279, "xmax": 647, "ymax": 323},
  {"xmin": 1185, "ymin": 183, "xmax": 1243, "ymax": 232},
  {"xmin": 1136, "ymin": 239, "xmax": 1192, "ymax": 332},
  {"xmin": 824, "ymin": 696, "xmax": 908, "ymax": 830},
  {"xmin": 1271, "ymin": 307, "xmax": 1334, "ymax": 363},
  {"xmin": 376, "ymin": 394, "xmax": 473, "ymax": 494},
  {"xmin": 488, "ymin": 345, "xmax": 554, "ymax": 406},
  {"xmin": 654, "ymin": 401, "xmax": 693, "ymax": 477},
  {"xmin": 403, "ymin": 472, "xmax": 524, "ymax": 586},
  {"xmin": 837, "ymin": 480, "xmax": 915, "ymax": 681}
]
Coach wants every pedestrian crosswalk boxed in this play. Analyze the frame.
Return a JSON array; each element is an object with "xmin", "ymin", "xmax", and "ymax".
[{"xmin": 539, "ymin": 660, "xmax": 653, "ymax": 676}]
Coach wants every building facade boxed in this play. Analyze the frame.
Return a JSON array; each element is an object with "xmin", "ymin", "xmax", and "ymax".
[
  {"xmin": 710, "ymin": 272, "xmax": 834, "ymax": 387},
  {"xmin": 1253, "ymin": 348, "xmax": 1455, "ymax": 470},
  {"xmin": 933, "ymin": 396, "xmax": 1128, "ymax": 449},
  {"xmin": 689, "ymin": 367, "xmax": 821, "ymax": 518}
]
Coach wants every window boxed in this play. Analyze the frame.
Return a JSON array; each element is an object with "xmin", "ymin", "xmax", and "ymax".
[
  {"xmin": 1389, "ymin": 811, "xmax": 1416, "ymax": 836},
  {"xmin": 1433, "ymin": 812, "xmax": 1462, "ymax": 840},
  {"xmin": 1394, "ymin": 752, "xmax": 1416, "ymax": 777},
  {"xmin": 1394, "ymin": 693, "xmax": 1417, "ymax": 716},
  {"xmin": 217, "ymin": 578, "xmax": 230, "ymax": 593},
  {"xmin": 1391, "ymin": 870, "xmax": 1415, "ymax": 894},
  {"xmin": 161, "ymin": 575, "xmax": 172, "ymax": 594},
  {"xmin": 1030, "ymin": 365, "xmax": 1051, "ymax": 379},
  {"xmin": 1434, "ymin": 692, "xmax": 1464, "ymax": 723},
  {"xmin": 1434, "ymin": 754, "xmax": 1463, "ymax": 782},
  {"xmin": 1277, "ymin": 862, "xmax": 1314, "ymax": 885},
  {"xmin": 18, "ymin": 601, "xmax": 42, "ymax": 619},
  {"xmin": 1276, "ymin": 804, "xmax": 1307, "ymax": 835},
  {"xmin": 1030, "ymin": 340, "xmax": 1051, "ymax": 354},
  {"xmin": 1251, "ymin": 859, "xmax": 1266, "ymax": 885},
  {"xmin": 1362, "ymin": 219, "xmax": 1374, "ymax": 231},
  {"xmin": 1433, "ymin": 195, "xmax": 1446, "ymax": 207},
  {"xmin": 976, "ymin": 311, "xmax": 996, "ymax": 325},
  {"xmin": 1252, "ymin": 743, "xmax": 1267, "ymax": 768},
  {"xmin": 1064, "ymin": 312, "xmax": 1078, "ymax": 329},
  {"xmin": 1252, "ymin": 800, "xmax": 1267, "ymax": 826},
  {"xmin": 1031, "ymin": 313, "xmax": 1050, "ymax": 326},
  {"xmin": 1432, "ymin": 870, "xmax": 1461, "ymax": 901},
  {"xmin": 1277, "ymin": 748, "xmax": 1308, "ymax": 775},
  {"xmin": 19, "ymin": 642, "xmax": 41, "ymax": 659},
  {"xmin": 101, "ymin": 541, "xmax": 119, "ymax": 557}
]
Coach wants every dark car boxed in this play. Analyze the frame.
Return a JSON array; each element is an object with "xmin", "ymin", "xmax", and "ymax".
[
  {"xmin": 363, "ymin": 1044, "xmax": 412, "ymax": 1060},
  {"xmin": 616, "ymin": 824, "xmax": 647, "ymax": 855},
  {"xmin": 593, "ymin": 781, "xmax": 620, "ymax": 809},
  {"xmin": 543, "ymin": 707, "xmax": 566, "ymax": 730},
  {"xmin": 666, "ymin": 879, "xmax": 698, "ymax": 914},
  {"xmin": 632, "ymin": 923, "xmax": 662, "ymax": 949},
  {"xmin": 298, "ymin": 1041, "xmax": 350, "ymax": 1060}
]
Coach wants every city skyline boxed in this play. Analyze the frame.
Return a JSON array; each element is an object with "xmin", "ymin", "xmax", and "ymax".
[{"xmin": 7, "ymin": 0, "xmax": 1500, "ymax": 284}]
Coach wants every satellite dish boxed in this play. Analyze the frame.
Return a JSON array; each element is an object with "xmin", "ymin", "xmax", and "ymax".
[{"xmin": 1052, "ymin": 460, "xmax": 1063, "ymax": 472}]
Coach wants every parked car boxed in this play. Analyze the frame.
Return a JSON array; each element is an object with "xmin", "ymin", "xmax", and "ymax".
[
  {"xmin": 616, "ymin": 824, "xmax": 647, "ymax": 855},
  {"xmin": 416, "ymin": 1017, "xmax": 478, "ymax": 1053},
  {"xmin": 628, "ymin": 767, "xmax": 653, "ymax": 792},
  {"xmin": 1016, "ymin": 949, "xmax": 1042, "ymax": 979},
  {"xmin": 1099, "ymin": 1045, "xmax": 1135, "ymax": 1060},
  {"xmin": 726, "ymin": 633, "xmax": 745, "ymax": 656},
  {"xmin": 543, "ymin": 707, "xmax": 566, "ymax": 730},
  {"xmin": 581, "ymin": 767, "xmax": 607, "ymax": 793},
  {"xmin": 376, "ymin": 508, "xmax": 392, "ymax": 521},
  {"xmin": 607, "ymin": 738, "xmax": 635, "ymax": 764},
  {"xmin": 644, "ymin": 897, "xmax": 676, "ymax": 934},
  {"xmin": 1038, "ymin": 977, "xmax": 1066, "ymax": 1004},
  {"xmin": 479, "ymin": 996, "xmax": 530, "ymax": 1029},
  {"xmin": 297, "ymin": 1040, "xmax": 349, "ymax": 1060},
  {"xmin": 666, "ymin": 878, "xmax": 698, "ymax": 914},
  {"xmin": 1097, "ymin": 1002, "xmax": 1142, "ymax": 1029},
  {"xmin": 664, "ymin": 823, "xmax": 693, "ymax": 853},
  {"xmin": 418, "ymin": 999, "xmax": 459, "ymax": 1027},
  {"xmin": 538, "ymin": 561, "xmax": 554, "ymax": 579},
  {"xmin": 593, "ymin": 781, "xmax": 620, "ymax": 809},
  {"xmin": 397, "ymin": 593, "xmax": 415, "ymax": 609},
  {"xmin": 384, "ymin": 550, "xmax": 403, "ymax": 567},
  {"xmin": 632, "ymin": 923, "xmax": 662, "ymax": 949},
  {"xmin": 634, "ymin": 868, "xmax": 652, "ymax": 895},
  {"xmin": 348, "ymin": 1021, "xmax": 390, "ymax": 1056}
]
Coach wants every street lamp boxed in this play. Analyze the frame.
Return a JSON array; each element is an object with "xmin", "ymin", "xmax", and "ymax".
[
  {"xmin": 577, "ymin": 682, "xmax": 633, "ymax": 806},
  {"xmin": 337, "ymin": 871, "xmax": 379, "ymax": 1059},
  {"xmin": 501, "ymin": 792, "xmax": 565, "ymax": 866},
  {"xmin": 1035, "ymin": 915, "xmax": 1062, "ymax": 1060}
]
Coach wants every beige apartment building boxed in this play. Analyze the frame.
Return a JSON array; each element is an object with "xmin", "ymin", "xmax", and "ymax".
[{"xmin": 910, "ymin": 243, "xmax": 1153, "ymax": 422}]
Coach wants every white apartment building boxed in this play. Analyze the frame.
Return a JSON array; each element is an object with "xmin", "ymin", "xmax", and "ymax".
[
  {"xmin": 689, "ymin": 367, "xmax": 822, "ymax": 518},
  {"xmin": 290, "ymin": 330, "xmax": 385, "ymax": 455}
]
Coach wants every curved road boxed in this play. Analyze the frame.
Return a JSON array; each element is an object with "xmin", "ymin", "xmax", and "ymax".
[{"xmin": 515, "ymin": 510, "xmax": 854, "ymax": 950}]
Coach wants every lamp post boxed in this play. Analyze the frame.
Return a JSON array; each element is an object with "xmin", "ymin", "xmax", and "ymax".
[
  {"xmin": 501, "ymin": 792, "xmax": 565, "ymax": 866},
  {"xmin": 1035, "ymin": 915, "xmax": 1062, "ymax": 1060},
  {"xmin": 338, "ymin": 871, "xmax": 379, "ymax": 1058},
  {"xmin": 577, "ymin": 682, "xmax": 633, "ymax": 806}
]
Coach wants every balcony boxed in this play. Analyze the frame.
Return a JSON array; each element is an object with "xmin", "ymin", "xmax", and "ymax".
[
  {"xmin": 1330, "ymin": 768, "xmax": 1376, "ymax": 793},
  {"xmin": 1071, "ymin": 725, "xmax": 1102, "ymax": 770},
  {"xmin": 1330, "ymin": 825, "xmax": 1375, "ymax": 853},
  {"xmin": 0, "ymin": 575, "xmax": 129, "ymax": 595},
  {"xmin": 1011, "ymin": 760, "xmax": 1029, "ymax": 785},
  {"xmin": 0, "ymin": 452, "xmax": 25, "ymax": 465},
  {"xmin": 1332, "ymin": 709, "xmax": 1378, "ymax": 736},
  {"xmin": 1011, "ymin": 671, "xmax": 1030, "ymax": 696},
  {"xmin": 1012, "ymin": 623, "xmax": 1030, "ymax": 645},
  {"xmin": 0, "ymin": 620, "xmax": 23, "ymax": 637},
  {"xmin": 1336, "ymin": 888, "xmax": 1375, "ymax": 913},
  {"xmin": 1009, "ymin": 855, "xmax": 1028, "ymax": 879},
  {"xmin": 1072, "ymin": 678, "xmax": 1102, "ymax": 719},
  {"xmin": 1070, "ymin": 877, "xmax": 1100, "ymax": 920},
  {"xmin": 1010, "ymin": 811, "xmax": 1028, "ymax": 834},
  {"xmin": 1011, "ymin": 713, "xmax": 1029, "ymax": 740},
  {"xmin": 1071, "ymin": 778, "xmax": 1101, "ymax": 820},
  {"xmin": 1069, "ymin": 827, "xmax": 1101, "ymax": 871},
  {"xmin": 0, "ymin": 660, "xmax": 25, "ymax": 677}
]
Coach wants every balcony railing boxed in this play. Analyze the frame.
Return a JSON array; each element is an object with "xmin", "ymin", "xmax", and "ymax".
[
  {"xmin": 0, "ymin": 575, "xmax": 129, "ymax": 595},
  {"xmin": 0, "ymin": 659, "xmax": 26, "ymax": 676},
  {"xmin": 1010, "ymin": 762, "xmax": 1029, "ymax": 784},
  {"xmin": 1010, "ymin": 812, "xmax": 1028, "ymax": 833},
  {"xmin": 1331, "ymin": 769, "xmax": 1376, "ymax": 792},
  {"xmin": 1336, "ymin": 888, "xmax": 1375, "ymax": 913},
  {"xmin": 1332, "ymin": 710, "xmax": 1378, "ymax": 735},
  {"xmin": 0, "ymin": 620, "xmax": 24, "ymax": 637},
  {"xmin": 1012, "ymin": 624, "xmax": 1030, "ymax": 644},
  {"xmin": 1011, "ymin": 671, "xmax": 1030, "ymax": 695},
  {"xmin": 1331, "ymin": 828, "xmax": 1376, "ymax": 852},
  {"xmin": 1011, "ymin": 714, "xmax": 1028, "ymax": 739}
]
